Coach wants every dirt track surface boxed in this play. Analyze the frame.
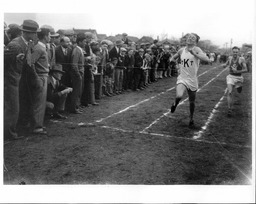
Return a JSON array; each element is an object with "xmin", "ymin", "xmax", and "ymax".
[{"xmin": 4, "ymin": 63, "xmax": 252, "ymax": 184}]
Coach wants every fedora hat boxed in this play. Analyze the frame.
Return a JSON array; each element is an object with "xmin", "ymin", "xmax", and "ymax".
[
  {"xmin": 41, "ymin": 25, "xmax": 59, "ymax": 37},
  {"xmin": 50, "ymin": 32, "xmax": 60, "ymax": 37},
  {"xmin": 120, "ymin": 47, "xmax": 127, "ymax": 52},
  {"xmin": 115, "ymin": 40, "xmax": 123, "ymax": 46},
  {"xmin": 85, "ymin": 32, "xmax": 93, "ymax": 38},
  {"xmin": 50, "ymin": 64, "xmax": 65, "ymax": 74},
  {"xmin": 90, "ymin": 40, "xmax": 99, "ymax": 46},
  {"xmin": 20, "ymin": 19, "xmax": 41, "ymax": 33},
  {"xmin": 101, "ymin": 40, "xmax": 109, "ymax": 46}
]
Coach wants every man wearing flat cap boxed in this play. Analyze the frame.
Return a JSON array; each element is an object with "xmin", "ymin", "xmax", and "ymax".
[
  {"xmin": 47, "ymin": 64, "xmax": 72, "ymax": 119},
  {"xmin": 140, "ymin": 43, "xmax": 146, "ymax": 51},
  {"xmin": 70, "ymin": 32, "xmax": 86, "ymax": 114},
  {"xmin": 50, "ymin": 28, "xmax": 60, "ymax": 47},
  {"xmin": 55, "ymin": 36, "xmax": 72, "ymax": 90},
  {"xmin": 26, "ymin": 27, "xmax": 52, "ymax": 135},
  {"xmin": 122, "ymin": 33, "xmax": 129, "ymax": 45},
  {"xmin": 105, "ymin": 57, "xmax": 118, "ymax": 96},
  {"xmin": 82, "ymin": 32, "xmax": 99, "ymax": 107},
  {"xmin": 4, "ymin": 22, "xmax": 10, "ymax": 46},
  {"xmin": 109, "ymin": 39, "xmax": 123, "ymax": 62},
  {"xmin": 133, "ymin": 48, "xmax": 145, "ymax": 91},
  {"xmin": 150, "ymin": 45, "xmax": 158, "ymax": 82},
  {"xmin": 64, "ymin": 29, "xmax": 76, "ymax": 49},
  {"xmin": 124, "ymin": 49, "xmax": 135, "ymax": 91},
  {"xmin": 4, "ymin": 19, "xmax": 39, "ymax": 140},
  {"xmin": 41, "ymin": 25, "xmax": 57, "ymax": 70},
  {"xmin": 49, "ymin": 26, "xmax": 61, "ymax": 69},
  {"xmin": 114, "ymin": 47, "xmax": 126, "ymax": 94},
  {"xmin": 6, "ymin": 24, "xmax": 22, "ymax": 42},
  {"xmin": 100, "ymin": 41, "xmax": 109, "ymax": 96}
]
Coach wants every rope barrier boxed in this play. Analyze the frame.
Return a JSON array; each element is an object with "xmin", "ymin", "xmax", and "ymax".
[{"xmin": 51, "ymin": 62, "xmax": 178, "ymax": 70}]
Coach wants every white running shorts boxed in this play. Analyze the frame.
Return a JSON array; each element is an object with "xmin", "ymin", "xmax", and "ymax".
[{"xmin": 226, "ymin": 74, "xmax": 244, "ymax": 88}]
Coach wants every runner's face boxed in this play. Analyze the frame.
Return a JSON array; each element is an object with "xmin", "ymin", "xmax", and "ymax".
[
  {"xmin": 186, "ymin": 34, "xmax": 197, "ymax": 49},
  {"xmin": 232, "ymin": 49, "xmax": 239, "ymax": 58}
]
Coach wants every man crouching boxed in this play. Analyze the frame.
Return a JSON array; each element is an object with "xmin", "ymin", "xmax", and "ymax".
[{"xmin": 46, "ymin": 64, "xmax": 73, "ymax": 119}]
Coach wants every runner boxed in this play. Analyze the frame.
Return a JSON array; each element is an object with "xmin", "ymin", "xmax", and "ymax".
[
  {"xmin": 169, "ymin": 33, "xmax": 211, "ymax": 127},
  {"xmin": 221, "ymin": 46, "xmax": 248, "ymax": 117},
  {"xmin": 209, "ymin": 52, "xmax": 215, "ymax": 65}
]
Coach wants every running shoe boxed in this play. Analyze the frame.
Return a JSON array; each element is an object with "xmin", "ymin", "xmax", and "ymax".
[
  {"xmin": 189, "ymin": 119, "xmax": 194, "ymax": 128},
  {"xmin": 227, "ymin": 109, "xmax": 232, "ymax": 117},
  {"xmin": 171, "ymin": 103, "xmax": 176, "ymax": 113},
  {"xmin": 237, "ymin": 87, "xmax": 242, "ymax": 93}
]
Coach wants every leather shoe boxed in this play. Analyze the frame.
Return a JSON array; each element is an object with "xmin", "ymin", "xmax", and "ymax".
[
  {"xmin": 6, "ymin": 135, "xmax": 24, "ymax": 142},
  {"xmin": 53, "ymin": 113, "xmax": 67, "ymax": 119},
  {"xmin": 58, "ymin": 110, "xmax": 66, "ymax": 114},
  {"xmin": 105, "ymin": 92, "xmax": 111, "ymax": 96},
  {"xmin": 32, "ymin": 128, "xmax": 47, "ymax": 135},
  {"xmin": 14, "ymin": 135, "xmax": 24, "ymax": 140},
  {"xmin": 70, "ymin": 109, "xmax": 83, "ymax": 114}
]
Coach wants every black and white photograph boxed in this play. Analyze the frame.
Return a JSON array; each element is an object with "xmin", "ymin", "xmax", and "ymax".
[{"xmin": 1, "ymin": 0, "xmax": 255, "ymax": 203}]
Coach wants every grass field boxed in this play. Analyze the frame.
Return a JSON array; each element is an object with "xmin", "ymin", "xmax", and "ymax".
[{"xmin": 4, "ymin": 63, "xmax": 253, "ymax": 185}]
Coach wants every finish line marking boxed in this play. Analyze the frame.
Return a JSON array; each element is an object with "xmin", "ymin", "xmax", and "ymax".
[
  {"xmin": 95, "ymin": 66, "xmax": 218, "ymax": 123},
  {"xmin": 50, "ymin": 119, "xmax": 251, "ymax": 149},
  {"xmin": 99, "ymin": 125, "xmax": 251, "ymax": 149}
]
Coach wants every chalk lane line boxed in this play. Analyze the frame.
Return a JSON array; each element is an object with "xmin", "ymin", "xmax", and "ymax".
[
  {"xmin": 141, "ymin": 67, "xmax": 228, "ymax": 133},
  {"xmin": 95, "ymin": 66, "xmax": 219, "ymax": 123}
]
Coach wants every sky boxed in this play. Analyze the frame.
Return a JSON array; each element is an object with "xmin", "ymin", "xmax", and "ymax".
[{"xmin": 2, "ymin": 0, "xmax": 255, "ymax": 48}]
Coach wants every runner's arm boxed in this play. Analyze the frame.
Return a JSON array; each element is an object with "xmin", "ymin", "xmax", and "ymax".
[
  {"xmin": 232, "ymin": 57, "xmax": 248, "ymax": 74},
  {"xmin": 220, "ymin": 60, "xmax": 230, "ymax": 68},
  {"xmin": 190, "ymin": 47, "xmax": 211, "ymax": 62},
  {"xmin": 219, "ymin": 56, "xmax": 231, "ymax": 68},
  {"xmin": 169, "ymin": 48, "xmax": 182, "ymax": 62}
]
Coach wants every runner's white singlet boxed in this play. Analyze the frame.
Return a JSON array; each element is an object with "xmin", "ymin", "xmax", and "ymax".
[{"xmin": 177, "ymin": 48, "xmax": 200, "ymax": 91}]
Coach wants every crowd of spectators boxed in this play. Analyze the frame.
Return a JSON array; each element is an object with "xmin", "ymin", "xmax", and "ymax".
[{"xmin": 3, "ymin": 19, "xmax": 180, "ymax": 141}]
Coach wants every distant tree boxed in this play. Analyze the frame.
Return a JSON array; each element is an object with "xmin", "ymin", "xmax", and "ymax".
[{"xmin": 198, "ymin": 40, "xmax": 219, "ymax": 53}]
